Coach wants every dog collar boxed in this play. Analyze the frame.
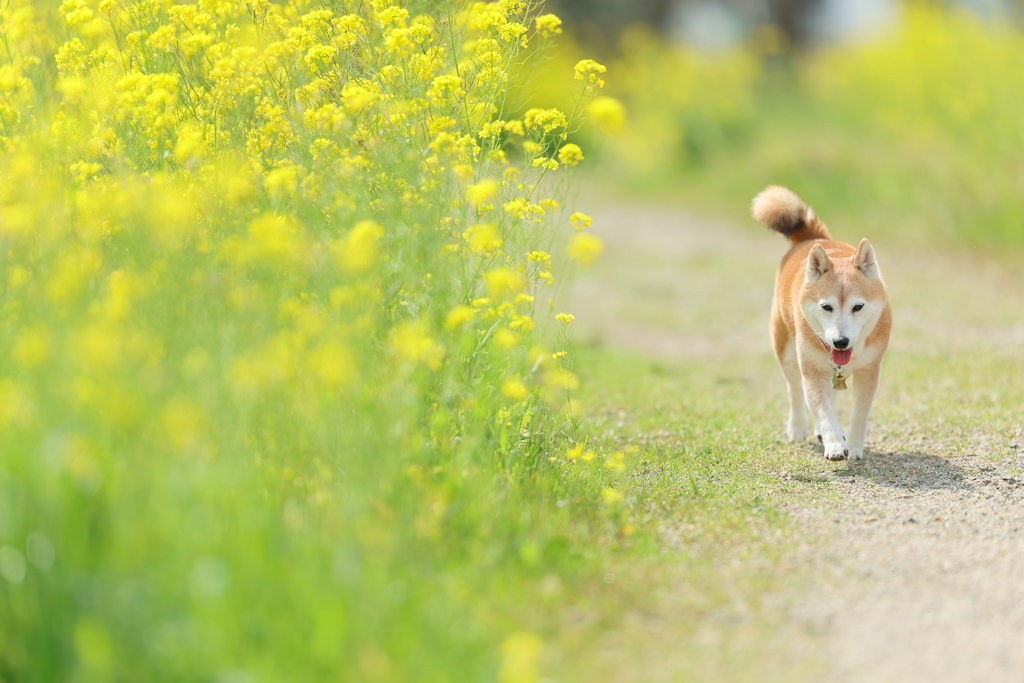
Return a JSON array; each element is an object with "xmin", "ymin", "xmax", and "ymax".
[{"xmin": 816, "ymin": 338, "xmax": 848, "ymax": 390}]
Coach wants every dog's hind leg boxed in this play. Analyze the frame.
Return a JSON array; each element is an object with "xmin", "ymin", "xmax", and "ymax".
[
  {"xmin": 846, "ymin": 361, "xmax": 881, "ymax": 461},
  {"xmin": 779, "ymin": 346, "xmax": 808, "ymax": 442}
]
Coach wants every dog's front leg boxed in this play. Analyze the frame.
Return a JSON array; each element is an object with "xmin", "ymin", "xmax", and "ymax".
[
  {"xmin": 812, "ymin": 388, "xmax": 836, "ymax": 444},
  {"xmin": 846, "ymin": 361, "xmax": 881, "ymax": 461},
  {"xmin": 803, "ymin": 371, "xmax": 847, "ymax": 460}
]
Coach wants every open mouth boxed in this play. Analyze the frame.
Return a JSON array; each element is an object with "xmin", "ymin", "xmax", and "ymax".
[{"xmin": 831, "ymin": 348, "xmax": 852, "ymax": 366}]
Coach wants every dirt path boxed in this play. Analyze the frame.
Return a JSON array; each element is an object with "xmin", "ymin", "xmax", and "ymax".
[
  {"xmin": 566, "ymin": 199, "xmax": 1024, "ymax": 682},
  {"xmin": 790, "ymin": 450, "xmax": 1024, "ymax": 682}
]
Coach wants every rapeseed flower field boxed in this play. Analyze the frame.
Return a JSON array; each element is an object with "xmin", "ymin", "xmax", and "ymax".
[{"xmin": 0, "ymin": 1, "xmax": 630, "ymax": 679}]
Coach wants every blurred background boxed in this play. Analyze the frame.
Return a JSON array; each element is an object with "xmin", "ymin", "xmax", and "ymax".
[{"xmin": 528, "ymin": 0, "xmax": 1024, "ymax": 248}]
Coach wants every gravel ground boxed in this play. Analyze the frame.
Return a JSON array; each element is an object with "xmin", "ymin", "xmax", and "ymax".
[
  {"xmin": 567, "ymin": 197, "xmax": 1024, "ymax": 682},
  {"xmin": 787, "ymin": 445, "xmax": 1024, "ymax": 683}
]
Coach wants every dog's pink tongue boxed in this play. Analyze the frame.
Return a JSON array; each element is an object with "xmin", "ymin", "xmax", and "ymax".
[{"xmin": 831, "ymin": 349, "xmax": 852, "ymax": 366}]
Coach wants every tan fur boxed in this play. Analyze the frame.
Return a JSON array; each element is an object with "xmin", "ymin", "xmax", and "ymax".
[
  {"xmin": 752, "ymin": 185, "xmax": 831, "ymax": 246},
  {"xmin": 753, "ymin": 186, "xmax": 892, "ymax": 461}
]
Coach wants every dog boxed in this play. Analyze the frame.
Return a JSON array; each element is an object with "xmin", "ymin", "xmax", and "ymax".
[{"xmin": 752, "ymin": 186, "xmax": 892, "ymax": 461}]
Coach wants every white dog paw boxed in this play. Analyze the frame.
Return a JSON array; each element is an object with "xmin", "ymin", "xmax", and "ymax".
[
  {"xmin": 847, "ymin": 446, "xmax": 864, "ymax": 461},
  {"xmin": 786, "ymin": 424, "xmax": 807, "ymax": 442},
  {"xmin": 823, "ymin": 439, "xmax": 848, "ymax": 461}
]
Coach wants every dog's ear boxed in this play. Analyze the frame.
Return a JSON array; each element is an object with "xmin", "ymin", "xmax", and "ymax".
[
  {"xmin": 805, "ymin": 244, "xmax": 833, "ymax": 282},
  {"xmin": 853, "ymin": 238, "xmax": 879, "ymax": 280}
]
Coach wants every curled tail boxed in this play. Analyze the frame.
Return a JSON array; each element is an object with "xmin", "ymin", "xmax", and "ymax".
[{"xmin": 751, "ymin": 186, "xmax": 830, "ymax": 246}]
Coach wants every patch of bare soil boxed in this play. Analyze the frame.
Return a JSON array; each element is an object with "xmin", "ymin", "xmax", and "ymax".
[{"xmin": 566, "ymin": 197, "xmax": 1024, "ymax": 682}]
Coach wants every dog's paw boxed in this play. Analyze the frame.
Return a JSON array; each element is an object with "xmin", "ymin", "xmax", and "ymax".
[
  {"xmin": 848, "ymin": 447, "xmax": 864, "ymax": 461},
  {"xmin": 786, "ymin": 415, "xmax": 808, "ymax": 443},
  {"xmin": 823, "ymin": 438, "xmax": 848, "ymax": 461},
  {"xmin": 786, "ymin": 424, "xmax": 807, "ymax": 442}
]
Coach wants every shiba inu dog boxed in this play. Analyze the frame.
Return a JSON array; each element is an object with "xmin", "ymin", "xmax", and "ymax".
[{"xmin": 752, "ymin": 186, "xmax": 892, "ymax": 461}]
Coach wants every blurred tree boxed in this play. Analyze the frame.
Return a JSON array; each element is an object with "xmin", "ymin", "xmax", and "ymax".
[
  {"xmin": 547, "ymin": 0, "xmax": 825, "ymax": 48},
  {"xmin": 763, "ymin": 0, "xmax": 823, "ymax": 47},
  {"xmin": 546, "ymin": 0, "xmax": 678, "ymax": 36},
  {"xmin": 543, "ymin": 0, "xmax": 675, "ymax": 55}
]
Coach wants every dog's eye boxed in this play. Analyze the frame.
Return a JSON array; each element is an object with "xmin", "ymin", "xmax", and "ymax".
[
  {"xmin": 852, "ymin": 303, "xmax": 864, "ymax": 312},
  {"xmin": 821, "ymin": 304, "xmax": 833, "ymax": 312}
]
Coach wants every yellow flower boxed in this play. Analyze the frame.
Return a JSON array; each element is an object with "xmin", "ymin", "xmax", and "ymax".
[
  {"xmin": 335, "ymin": 220, "xmax": 384, "ymax": 272},
  {"xmin": 391, "ymin": 322, "xmax": 445, "ymax": 371},
  {"xmin": 467, "ymin": 179, "xmax": 499, "ymax": 205},
  {"xmin": 527, "ymin": 250, "xmax": 550, "ymax": 266},
  {"xmin": 555, "ymin": 313, "xmax": 574, "ymax": 324},
  {"xmin": 60, "ymin": 0, "xmax": 94, "ymax": 27},
  {"xmin": 556, "ymin": 143, "xmax": 584, "ymax": 166},
  {"xmin": 427, "ymin": 74, "xmax": 465, "ymax": 104},
  {"xmin": 498, "ymin": 22, "xmax": 527, "ymax": 45},
  {"xmin": 566, "ymin": 443, "xmax": 584, "ymax": 461},
  {"xmin": 508, "ymin": 313, "xmax": 533, "ymax": 331},
  {"xmin": 493, "ymin": 327, "xmax": 519, "ymax": 348},
  {"xmin": 305, "ymin": 44, "xmax": 337, "ymax": 72},
  {"xmin": 341, "ymin": 83, "xmax": 374, "ymax": 112},
  {"xmin": 375, "ymin": 5, "xmax": 410, "ymax": 28},
  {"xmin": 534, "ymin": 14, "xmax": 562, "ymax": 38},
  {"xmin": 306, "ymin": 341, "xmax": 356, "ymax": 388},
  {"xmin": 573, "ymin": 59, "xmax": 607, "ymax": 89},
  {"xmin": 503, "ymin": 199, "xmax": 544, "ymax": 221},
  {"xmin": 587, "ymin": 96, "xmax": 626, "ymax": 135},
  {"xmin": 568, "ymin": 233, "xmax": 603, "ymax": 265},
  {"xmin": 478, "ymin": 119, "xmax": 505, "ymax": 138},
  {"xmin": 174, "ymin": 122, "xmax": 207, "ymax": 164},
  {"xmin": 523, "ymin": 108, "xmax": 567, "ymax": 133},
  {"xmin": 569, "ymin": 212, "xmax": 592, "ymax": 230},
  {"xmin": 445, "ymin": 305, "xmax": 474, "ymax": 330},
  {"xmin": 605, "ymin": 450, "xmax": 626, "ymax": 472},
  {"xmin": 263, "ymin": 165, "xmax": 299, "ymax": 198},
  {"xmin": 545, "ymin": 369, "xmax": 579, "ymax": 391},
  {"xmin": 503, "ymin": 119, "xmax": 525, "ymax": 136},
  {"xmin": 602, "ymin": 488, "xmax": 623, "ymax": 506},
  {"xmin": 484, "ymin": 268, "xmax": 525, "ymax": 298},
  {"xmin": 384, "ymin": 27, "xmax": 413, "ymax": 53},
  {"xmin": 501, "ymin": 378, "xmax": 528, "ymax": 401},
  {"xmin": 463, "ymin": 223, "xmax": 502, "ymax": 254}
]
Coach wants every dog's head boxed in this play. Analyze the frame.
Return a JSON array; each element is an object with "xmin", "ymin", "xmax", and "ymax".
[{"xmin": 801, "ymin": 239, "xmax": 887, "ymax": 359}]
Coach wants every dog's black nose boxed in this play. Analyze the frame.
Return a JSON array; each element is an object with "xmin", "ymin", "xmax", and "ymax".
[{"xmin": 834, "ymin": 337, "xmax": 850, "ymax": 350}]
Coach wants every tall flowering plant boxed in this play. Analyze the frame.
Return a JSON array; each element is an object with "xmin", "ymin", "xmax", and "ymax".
[{"xmin": 0, "ymin": 0, "xmax": 614, "ymax": 678}]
